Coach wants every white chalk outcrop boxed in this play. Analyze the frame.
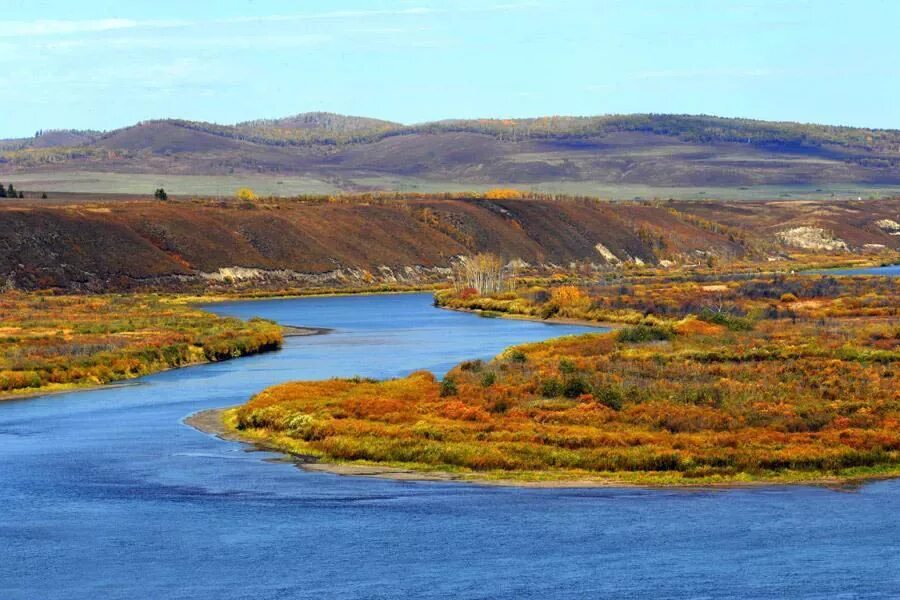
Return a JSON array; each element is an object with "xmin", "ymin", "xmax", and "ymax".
[{"xmin": 776, "ymin": 227, "xmax": 849, "ymax": 251}]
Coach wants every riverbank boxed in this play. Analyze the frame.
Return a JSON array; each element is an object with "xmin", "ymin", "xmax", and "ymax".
[
  {"xmin": 438, "ymin": 306, "xmax": 623, "ymax": 330},
  {"xmin": 186, "ymin": 408, "xmax": 494, "ymax": 484},
  {"xmin": 184, "ymin": 408, "xmax": 661, "ymax": 487},
  {"xmin": 186, "ymin": 407, "xmax": 900, "ymax": 489},
  {"xmin": 174, "ymin": 285, "xmax": 440, "ymax": 306}
]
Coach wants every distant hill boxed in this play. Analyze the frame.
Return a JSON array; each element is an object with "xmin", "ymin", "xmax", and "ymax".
[
  {"xmin": 2, "ymin": 113, "xmax": 900, "ymax": 191},
  {"xmin": 236, "ymin": 112, "xmax": 400, "ymax": 133},
  {"xmin": 0, "ymin": 129, "xmax": 100, "ymax": 152}
]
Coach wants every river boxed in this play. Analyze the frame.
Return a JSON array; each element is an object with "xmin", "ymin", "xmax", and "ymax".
[
  {"xmin": 1, "ymin": 292, "xmax": 899, "ymax": 599},
  {"xmin": 820, "ymin": 264, "xmax": 900, "ymax": 277}
]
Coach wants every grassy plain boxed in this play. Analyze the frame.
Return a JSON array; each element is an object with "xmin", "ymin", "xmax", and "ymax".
[
  {"xmin": 226, "ymin": 271, "xmax": 899, "ymax": 486},
  {"xmin": 1, "ymin": 171, "xmax": 341, "ymax": 197},
  {"xmin": 7, "ymin": 170, "xmax": 900, "ymax": 201},
  {"xmin": 352, "ymin": 177, "xmax": 900, "ymax": 202},
  {"xmin": 0, "ymin": 293, "xmax": 282, "ymax": 399}
]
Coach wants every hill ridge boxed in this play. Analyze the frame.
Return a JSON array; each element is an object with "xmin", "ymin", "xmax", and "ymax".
[
  {"xmin": 4, "ymin": 113, "xmax": 900, "ymax": 190},
  {"xmin": 6, "ymin": 112, "xmax": 900, "ymax": 148}
]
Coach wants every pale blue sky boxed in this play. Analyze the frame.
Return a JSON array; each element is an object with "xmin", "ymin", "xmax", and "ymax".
[{"xmin": 2, "ymin": 0, "xmax": 899, "ymax": 137}]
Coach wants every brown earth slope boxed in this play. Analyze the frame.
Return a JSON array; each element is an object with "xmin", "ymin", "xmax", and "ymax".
[{"xmin": 0, "ymin": 195, "xmax": 897, "ymax": 292}]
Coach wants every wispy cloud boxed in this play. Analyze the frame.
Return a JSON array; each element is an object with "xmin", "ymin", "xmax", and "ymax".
[
  {"xmin": 632, "ymin": 67, "xmax": 780, "ymax": 80},
  {"xmin": 17, "ymin": 34, "xmax": 332, "ymax": 52},
  {"xmin": 218, "ymin": 2, "xmax": 539, "ymax": 24},
  {"xmin": 471, "ymin": 2, "xmax": 543, "ymax": 12},
  {"xmin": 1, "ymin": 18, "xmax": 184, "ymax": 37},
  {"xmin": 0, "ymin": 7, "xmax": 435, "ymax": 39},
  {"xmin": 16, "ymin": 57, "xmax": 234, "ymax": 91},
  {"xmin": 220, "ymin": 7, "xmax": 436, "ymax": 24},
  {"xmin": 2, "ymin": 2, "xmax": 539, "ymax": 38}
]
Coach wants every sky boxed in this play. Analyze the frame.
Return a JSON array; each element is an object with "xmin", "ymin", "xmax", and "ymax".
[{"xmin": 2, "ymin": 0, "xmax": 899, "ymax": 137}]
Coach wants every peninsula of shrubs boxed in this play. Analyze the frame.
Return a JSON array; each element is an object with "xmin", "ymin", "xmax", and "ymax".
[{"xmin": 227, "ymin": 269, "xmax": 898, "ymax": 486}]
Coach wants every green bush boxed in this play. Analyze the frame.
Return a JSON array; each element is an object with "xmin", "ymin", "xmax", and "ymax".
[
  {"xmin": 593, "ymin": 384, "xmax": 624, "ymax": 410},
  {"xmin": 540, "ymin": 377, "xmax": 563, "ymax": 397},
  {"xmin": 563, "ymin": 376, "xmax": 591, "ymax": 398},
  {"xmin": 508, "ymin": 349, "xmax": 527, "ymax": 364},
  {"xmin": 676, "ymin": 385, "xmax": 724, "ymax": 407},
  {"xmin": 617, "ymin": 324, "xmax": 674, "ymax": 343},
  {"xmin": 558, "ymin": 358, "xmax": 577, "ymax": 374},
  {"xmin": 698, "ymin": 309, "xmax": 754, "ymax": 331},
  {"xmin": 460, "ymin": 359, "xmax": 484, "ymax": 372},
  {"xmin": 480, "ymin": 371, "xmax": 497, "ymax": 387},
  {"xmin": 440, "ymin": 377, "xmax": 458, "ymax": 397}
]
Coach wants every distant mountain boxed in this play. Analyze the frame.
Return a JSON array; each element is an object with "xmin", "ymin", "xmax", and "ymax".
[{"xmin": 3, "ymin": 113, "xmax": 900, "ymax": 189}]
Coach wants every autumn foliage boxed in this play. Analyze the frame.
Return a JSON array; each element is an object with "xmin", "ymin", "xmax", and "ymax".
[
  {"xmin": 483, "ymin": 188, "xmax": 526, "ymax": 200},
  {"xmin": 231, "ymin": 273, "xmax": 898, "ymax": 485},
  {"xmin": 235, "ymin": 187, "xmax": 257, "ymax": 201},
  {"xmin": 0, "ymin": 293, "xmax": 282, "ymax": 397}
]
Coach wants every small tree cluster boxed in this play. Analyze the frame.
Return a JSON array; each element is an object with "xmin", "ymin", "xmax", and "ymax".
[
  {"xmin": 0, "ymin": 183, "xmax": 24, "ymax": 199},
  {"xmin": 452, "ymin": 253, "xmax": 508, "ymax": 295},
  {"xmin": 154, "ymin": 188, "xmax": 168, "ymax": 201}
]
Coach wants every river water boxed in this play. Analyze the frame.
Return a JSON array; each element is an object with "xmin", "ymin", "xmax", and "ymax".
[
  {"xmin": 2, "ymin": 292, "xmax": 899, "ymax": 599},
  {"xmin": 821, "ymin": 264, "xmax": 900, "ymax": 277}
]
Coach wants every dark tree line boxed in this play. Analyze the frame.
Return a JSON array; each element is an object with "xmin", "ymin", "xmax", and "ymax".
[
  {"xmin": 0, "ymin": 183, "xmax": 44, "ymax": 199},
  {"xmin": 0, "ymin": 183, "xmax": 24, "ymax": 198}
]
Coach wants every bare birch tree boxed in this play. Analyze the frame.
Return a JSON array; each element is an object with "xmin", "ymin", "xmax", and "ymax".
[{"xmin": 452, "ymin": 253, "xmax": 507, "ymax": 294}]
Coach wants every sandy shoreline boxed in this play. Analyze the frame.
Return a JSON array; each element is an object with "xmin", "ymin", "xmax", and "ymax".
[
  {"xmin": 185, "ymin": 408, "xmax": 636, "ymax": 487},
  {"xmin": 281, "ymin": 325, "xmax": 333, "ymax": 337}
]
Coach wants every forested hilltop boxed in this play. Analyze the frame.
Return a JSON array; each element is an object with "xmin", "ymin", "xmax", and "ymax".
[{"xmin": 6, "ymin": 113, "xmax": 900, "ymax": 150}]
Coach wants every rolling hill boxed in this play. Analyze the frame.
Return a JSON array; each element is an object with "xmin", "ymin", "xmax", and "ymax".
[{"xmin": 3, "ymin": 113, "xmax": 900, "ymax": 195}]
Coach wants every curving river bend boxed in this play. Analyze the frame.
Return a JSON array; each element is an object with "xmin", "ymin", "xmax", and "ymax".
[{"xmin": 2, "ymin": 292, "xmax": 899, "ymax": 599}]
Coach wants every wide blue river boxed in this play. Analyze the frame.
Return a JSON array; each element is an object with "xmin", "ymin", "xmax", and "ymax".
[{"xmin": 2, "ymin": 292, "xmax": 899, "ymax": 599}]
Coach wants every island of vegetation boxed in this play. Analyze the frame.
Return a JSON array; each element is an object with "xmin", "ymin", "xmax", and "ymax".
[
  {"xmin": 0, "ymin": 293, "xmax": 283, "ymax": 399},
  {"xmin": 221, "ymin": 266, "xmax": 898, "ymax": 486}
]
